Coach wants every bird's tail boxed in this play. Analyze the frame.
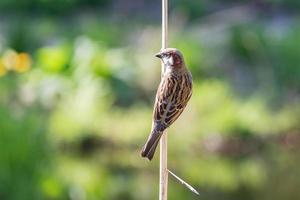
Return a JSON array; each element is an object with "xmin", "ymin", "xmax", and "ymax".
[{"xmin": 141, "ymin": 129, "xmax": 163, "ymax": 160}]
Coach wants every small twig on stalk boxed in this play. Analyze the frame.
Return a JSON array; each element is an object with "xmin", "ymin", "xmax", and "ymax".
[
  {"xmin": 159, "ymin": 0, "xmax": 168, "ymax": 200},
  {"xmin": 168, "ymin": 170, "xmax": 200, "ymax": 196}
]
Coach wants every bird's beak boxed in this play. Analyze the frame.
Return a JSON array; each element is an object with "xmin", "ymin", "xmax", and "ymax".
[{"xmin": 155, "ymin": 52, "xmax": 162, "ymax": 59}]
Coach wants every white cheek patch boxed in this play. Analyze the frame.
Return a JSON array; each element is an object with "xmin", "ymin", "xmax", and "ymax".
[
  {"xmin": 162, "ymin": 57, "xmax": 168, "ymax": 65},
  {"xmin": 168, "ymin": 57, "xmax": 174, "ymax": 66},
  {"xmin": 162, "ymin": 56, "xmax": 174, "ymax": 66}
]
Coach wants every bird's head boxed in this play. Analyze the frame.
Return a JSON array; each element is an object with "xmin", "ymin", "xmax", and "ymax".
[{"xmin": 155, "ymin": 48, "xmax": 184, "ymax": 68}]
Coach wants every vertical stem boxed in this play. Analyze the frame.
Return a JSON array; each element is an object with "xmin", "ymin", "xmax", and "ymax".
[
  {"xmin": 161, "ymin": 0, "xmax": 168, "ymax": 74},
  {"xmin": 159, "ymin": 134, "xmax": 168, "ymax": 200},
  {"xmin": 159, "ymin": 0, "xmax": 168, "ymax": 200}
]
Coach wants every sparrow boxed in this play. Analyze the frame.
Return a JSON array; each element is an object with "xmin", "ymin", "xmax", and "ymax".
[{"xmin": 141, "ymin": 48, "xmax": 193, "ymax": 160}]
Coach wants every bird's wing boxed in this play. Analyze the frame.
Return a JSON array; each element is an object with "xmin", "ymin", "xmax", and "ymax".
[{"xmin": 153, "ymin": 73, "xmax": 192, "ymax": 127}]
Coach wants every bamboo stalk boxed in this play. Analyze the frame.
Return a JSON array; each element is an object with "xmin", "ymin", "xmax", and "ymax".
[
  {"xmin": 159, "ymin": 134, "xmax": 168, "ymax": 200},
  {"xmin": 161, "ymin": 0, "xmax": 168, "ymax": 75},
  {"xmin": 159, "ymin": 0, "xmax": 168, "ymax": 200}
]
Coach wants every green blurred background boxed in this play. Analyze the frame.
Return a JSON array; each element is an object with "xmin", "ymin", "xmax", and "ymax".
[{"xmin": 0, "ymin": 0, "xmax": 300, "ymax": 199}]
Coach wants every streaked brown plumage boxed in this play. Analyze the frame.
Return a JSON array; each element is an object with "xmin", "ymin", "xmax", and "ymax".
[{"xmin": 141, "ymin": 48, "xmax": 193, "ymax": 160}]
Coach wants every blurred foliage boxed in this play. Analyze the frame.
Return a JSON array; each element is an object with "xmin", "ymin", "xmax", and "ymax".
[{"xmin": 0, "ymin": 0, "xmax": 300, "ymax": 200}]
